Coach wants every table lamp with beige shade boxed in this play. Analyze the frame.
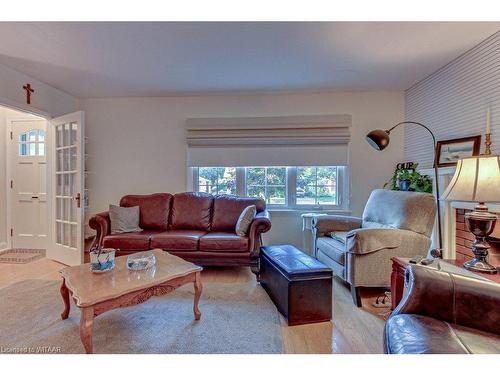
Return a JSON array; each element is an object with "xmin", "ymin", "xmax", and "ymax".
[{"xmin": 441, "ymin": 154, "xmax": 500, "ymax": 274}]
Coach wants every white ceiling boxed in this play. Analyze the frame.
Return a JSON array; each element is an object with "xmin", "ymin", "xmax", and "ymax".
[{"xmin": 0, "ymin": 22, "xmax": 498, "ymax": 98}]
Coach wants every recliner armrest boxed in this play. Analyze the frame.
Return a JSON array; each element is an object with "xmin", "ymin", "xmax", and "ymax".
[
  {"xmin": 312, "ymin": 215, "xmax": 362, "ymax": 235},
  {"xmin": 391, "ymin": 265, "xmax": 500, "ymax": 335},
  {"xmin": 346, "ymin": 228, "xmax": 402, "ymax": 255},
  {"xmin": 248, "ymin": 210, "xmax": 272, "ymax": 257},
  {"xmin": 88, "ymin": 211, "xmax": 111, "ymax": 249}
]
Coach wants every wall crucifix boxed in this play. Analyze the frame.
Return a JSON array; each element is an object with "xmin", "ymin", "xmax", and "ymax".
[{"xmin": 22, "ymin": 83, "xmax": 34, "ymax": 104}]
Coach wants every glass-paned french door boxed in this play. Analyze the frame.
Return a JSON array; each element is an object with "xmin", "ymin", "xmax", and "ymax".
[
  {"xmin": 55, "ymin": 122, "xmax": 79, "ymax": 248},
  {"xmin": 48, "ymin": 111, "xmax": 85, "ymax": 266}
]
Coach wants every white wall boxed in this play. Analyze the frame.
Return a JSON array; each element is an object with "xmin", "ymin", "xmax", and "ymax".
[
  {"xmin": 0, "ymin": 62, "xmax": 79, "ymax": 249},
  {"xmin": 405, "ymin": 31, "xmax": 500, "ymax": 167},
  {"xmin": 82, "ymin": 91, "xmax": 405, "ymax": 247},
  {"xmin": 0, "ymin": 63, "xmax": 79, "ymax": 118}
]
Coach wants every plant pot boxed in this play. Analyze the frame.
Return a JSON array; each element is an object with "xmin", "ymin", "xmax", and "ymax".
[
  {"xmin": 398, "ymin": 180, "xmax": 411, "ymax": 191},
  {"xmin": 90, "ymin": 248, "xmax": 116, "ymax": 273}
]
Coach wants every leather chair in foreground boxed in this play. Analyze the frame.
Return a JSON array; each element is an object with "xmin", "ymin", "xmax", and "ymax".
[
  {"xmin": 312, "ymin": 189, "xmax": 436, "ymax": 306},
  {"xmin": 385, "ymin": 265, "xmax": 500, "ymax": 354}
]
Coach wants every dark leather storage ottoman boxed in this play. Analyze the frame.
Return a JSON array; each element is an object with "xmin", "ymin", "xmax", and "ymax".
[{"xmin": 259, "ymin": 245, "xmax": 333, "ymax": 326}]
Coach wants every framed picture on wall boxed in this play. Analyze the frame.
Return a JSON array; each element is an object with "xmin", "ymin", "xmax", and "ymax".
[{"xmin": 436, "ymin": 135, "xmax": 481, "ymax": 167}]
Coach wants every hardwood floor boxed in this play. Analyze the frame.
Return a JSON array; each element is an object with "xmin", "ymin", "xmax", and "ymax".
[{"xmin": 0, "ymin": 257, "xmax": 385, "ymax": 354}]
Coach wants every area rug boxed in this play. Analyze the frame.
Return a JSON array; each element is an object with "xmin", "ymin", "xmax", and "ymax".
[
  {"xmin": 0, "ymin": 249, "xmax": 45, "ymax": 264},
  {"xmin": 0, "ymin": 279, "xmax": 283, "ymax": 354}
]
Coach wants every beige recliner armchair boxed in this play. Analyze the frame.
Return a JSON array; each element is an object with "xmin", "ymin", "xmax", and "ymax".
[{"xmin": 312, "ymin": 189, "xmax": 436, "ymax": 307}]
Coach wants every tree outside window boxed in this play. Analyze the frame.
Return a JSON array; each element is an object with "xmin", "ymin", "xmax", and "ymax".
[
  {"xmin": 297, "ymin": 167, "xmax": 337, "ymax": 205},
  {"xmin": 246, "ymin": 167, "xmax": 286, "ymax": 205},
  {"xmin": 198, "ymin": 167, "xmax": 236, "ymax": 195}
]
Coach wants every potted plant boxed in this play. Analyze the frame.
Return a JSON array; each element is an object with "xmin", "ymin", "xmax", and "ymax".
[{"xmin": 384, "ymin": 163, "xmax": 432, "ymax": 193}]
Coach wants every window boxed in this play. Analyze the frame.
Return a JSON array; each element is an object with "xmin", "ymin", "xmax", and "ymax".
[
  {"xmin": 197, "ymin": 167, "xmax": 236, "ymax": 195},
  {"xmin": 193, "ymin": 166, "xmax": 347, "ymax": 209},
  {"xmin": 246, "ymin": 167, "xmax": 287, "ymax": 205},
  {"xmin": 297, "ymin": 167, "xmax": 338, "ymax": 206},
  {"xmin": 19, "ymin": 129, "xmax": 45, "ymax": 156}
]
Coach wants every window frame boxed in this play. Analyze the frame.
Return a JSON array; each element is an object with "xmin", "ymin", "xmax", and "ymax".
[
  {"xmin": 18, "ymin": 128, "xmax": 46, "ymax": 156},
  {"xmin": 191, "ymin": 166, "xmax": 349, "ymax": 211}
]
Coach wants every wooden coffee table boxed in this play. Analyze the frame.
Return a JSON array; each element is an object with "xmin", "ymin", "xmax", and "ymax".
[{"xmin": 59, "ymin": 249, "xmax": 203, "ymax": 354}]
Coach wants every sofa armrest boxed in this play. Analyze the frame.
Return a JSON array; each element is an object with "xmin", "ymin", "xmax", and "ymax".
[
  {"xmin": 248, "ymin": 210, "xmax": 272, "ymax": 257},
  {"xmin": 88, "ymin": 211, "xmax": 111, "ymax": 249},
  {"xmin": 391, "ymin": 265, "xmax": 500, "ymax": 335},
  {"xmin": 312, "ymin": 215, "xmax": 362, "ymax": 236},
  {"xmin": 346, "ymin": 228, "xmax": 430, "ymax": 256}
]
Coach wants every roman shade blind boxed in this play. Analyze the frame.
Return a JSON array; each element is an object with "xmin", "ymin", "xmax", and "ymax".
[{"xmin": 186, "ymin": 115, "xmax": 351, "ymax": 167}]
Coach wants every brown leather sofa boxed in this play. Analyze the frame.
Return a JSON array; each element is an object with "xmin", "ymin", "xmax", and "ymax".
[
  {"xmin": 385, "ymin": 265, "xmax": 500, "ymax": 354},
  {"xmin": 89, "ymin": 192, "xmax": 272, "ymax": 275}
]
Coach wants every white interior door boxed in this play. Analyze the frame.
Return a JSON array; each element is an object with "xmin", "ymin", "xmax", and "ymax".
[
  {"xmin": 48, "ymin": 111, "xmax": 85, "ymax": 266},
  {"xmin": 10, "ymin": 120, "xmax": 48, "ymax": 249}
]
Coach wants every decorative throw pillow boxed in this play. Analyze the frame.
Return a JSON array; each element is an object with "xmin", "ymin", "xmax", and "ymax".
[
  {"xmin": 109, "ymin": 204, "xmax": 142, "ymax": 234},
  {"xmin": 235, "ymin": 205, "xmax": 257, "ymax": 237}
]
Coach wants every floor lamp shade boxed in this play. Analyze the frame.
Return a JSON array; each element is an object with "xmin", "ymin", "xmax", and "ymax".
[{"xmin": 441, "ymin": 156, "xmax": 500, "ymax": 203}]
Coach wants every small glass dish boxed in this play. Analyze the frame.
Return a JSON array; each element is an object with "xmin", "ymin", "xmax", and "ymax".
[{"xmin": 126, "ymin": 251, "xmax": 156, "ymax": 271}]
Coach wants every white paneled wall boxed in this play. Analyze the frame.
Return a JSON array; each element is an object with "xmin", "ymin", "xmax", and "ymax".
[{"xmin": 405, "ymin": 31, "xmax": 500, "ymax": 167}]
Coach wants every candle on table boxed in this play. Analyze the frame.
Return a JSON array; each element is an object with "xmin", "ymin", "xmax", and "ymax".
[{"xmin": 486, "ymin": 106, "xmax": 491, "ymax": 134}]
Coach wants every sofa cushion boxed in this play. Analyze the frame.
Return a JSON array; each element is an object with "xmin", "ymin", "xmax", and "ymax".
[
  {"xmin": 385, "ymin": 314, "xmax": 500, "ymax": 354},
  {"xmin": 150, "ymin": 230, "xmax": 207, "ymax": 251},
  {"xmin": 199, "ymin": 232, "xmax": 249, "ymax": 252},
  {"xmin": 120, "ymin": 193, "xmax": 173, "ymax": 230},
  {"xmin": 211, "ymin": 195, "xmax": 265, "ymax": 232},
  {"xmin": 327, "ymin": 231, "xmax": 348, "ymax": 244},
  {"xmin": 317, "ymin": 236, "xmax": 346, "ymax": 265},
  {"xmin": 102, "ymin": 230, "xmax": 161, "ymax": 251},
  {"xmin": 170, "ymin": 192, "xmax": 213, "ymax": 231}
]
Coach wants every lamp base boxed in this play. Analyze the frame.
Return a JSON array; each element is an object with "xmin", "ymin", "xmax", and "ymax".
[
  {"xmin": 464, "ymin": 204, "xmax": 498, "ymax": 275},
  {"xmin": 463, "ymin": 257, "xmax": 498, "ymax": 274}
]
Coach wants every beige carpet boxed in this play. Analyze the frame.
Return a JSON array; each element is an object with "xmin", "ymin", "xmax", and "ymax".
[{"xmin": 0, "ymin": 279, "xmax": 283, "ymax": 354}]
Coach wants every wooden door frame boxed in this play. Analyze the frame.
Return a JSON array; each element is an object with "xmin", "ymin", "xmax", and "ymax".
[
  {"xmin": 0, "ymin": 98, "xmax": 53, "ymax": 252},
  {"xmin": 5, "ymin": 116, "xmax": 50, "ymax": 250}
]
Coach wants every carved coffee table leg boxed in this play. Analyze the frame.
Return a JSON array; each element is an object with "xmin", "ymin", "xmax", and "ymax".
[
  {"xmin": 60, "ymin": 279, "xmax": 70, "ymax": 320},
  {"xmin": 193, "ymin": 271, "xmax": 202, "ymax": 320},
  {"xmin": 79, "ymin": 307, "xmax": 94, "ymax": 354}
]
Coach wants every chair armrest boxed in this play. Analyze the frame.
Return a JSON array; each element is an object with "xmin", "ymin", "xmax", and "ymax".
[
  {"xmin": 312, "ymin": 215, "xmax": 362, "ymax": 235},
  {"xmin": 248, "ymin": 210, "xmax": 272, "ymax": 257},
  {"xmin": 391, "ymin": 265, "xmax": 500, "ymax": 335},
  {"xmin": 88, "ymin": 211, "xmax": 111, "ymax": 249},
  {"xmin": 346, "ymin": 228, "xmax": 430, "ymax": 255}
]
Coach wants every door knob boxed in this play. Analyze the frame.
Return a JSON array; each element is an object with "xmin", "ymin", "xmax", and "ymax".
[{"xmin": 74, "ymin": 193, "xmax": 81, "ymax": 208}]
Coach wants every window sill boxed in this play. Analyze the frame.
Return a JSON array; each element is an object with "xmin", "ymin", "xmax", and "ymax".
[{"xmin": 268, "ymin": 208, "xmax": 352, "ymax": 216}]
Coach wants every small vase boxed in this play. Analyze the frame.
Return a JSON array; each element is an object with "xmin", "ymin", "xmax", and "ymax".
[
  {"xmin": 90, "ymin": 248, "xmax": 116, "ymax": 273},
  {"xmin": 398, "ymin": 180, "xmax": 411, "ymax": 191}
]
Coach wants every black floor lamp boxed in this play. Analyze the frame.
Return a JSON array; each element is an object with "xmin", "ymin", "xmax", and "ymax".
[{"xmin": 366, "ymin": 122, "xmax": 443, "ymax": 253}]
